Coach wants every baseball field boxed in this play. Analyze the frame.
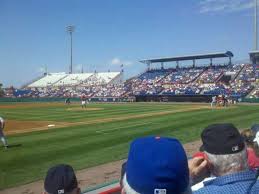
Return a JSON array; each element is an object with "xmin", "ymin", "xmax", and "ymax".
[{"xmin": 0, "ymin": 102, "xmax": 259, "ymax": 190}]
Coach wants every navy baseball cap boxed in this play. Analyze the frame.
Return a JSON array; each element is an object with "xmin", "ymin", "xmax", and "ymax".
[
  {"xmin": 201, "ymin": 123, "xmax": 245, "ymax": 155},
  {"xmin": 125, "ymin": 136, "xmax": 189, "ymax": 194},
  {"xmin": 44, "ymin": 164, "xmax": 78, "ymax": 194}
]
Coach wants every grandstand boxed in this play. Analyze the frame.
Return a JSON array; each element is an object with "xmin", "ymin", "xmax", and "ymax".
[
  {"xmin": 28, "ymin": 73, "xmax": 67, "ymax": 88},
  {"xmin": 54, "ymin": 73, "xmax": 93, "ymax": 86},
  {"xmin": 4, "ymin": 51, "xmax": 257, "ymax": 100},
  {"xmin": 82, "ymin": 72, "xmax": 121, "ymax": 86},
  {"xmin": 133, "ymin": 52, "xmax": 259, "ymax": 99},
  {"xmin": 27, "ymin": 72, "xmax": 122, "ymax": 88}
]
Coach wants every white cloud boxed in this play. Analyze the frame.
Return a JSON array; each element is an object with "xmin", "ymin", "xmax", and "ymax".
[
  {"xmin": 110, "ymin": 57, "xmax": 133, "ymax": 66},
  {"xmin": 111, "ymin": 58, "xmax": 121, "ymax": 65},
  {"xmin": 199, "ymin": 0, "xmax": 254, "ymax": 14}
]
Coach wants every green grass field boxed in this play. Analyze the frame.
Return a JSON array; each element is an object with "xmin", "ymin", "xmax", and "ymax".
[{"xmin": 0, "ymin": 102, "xmax": 259, "ymax": 190}]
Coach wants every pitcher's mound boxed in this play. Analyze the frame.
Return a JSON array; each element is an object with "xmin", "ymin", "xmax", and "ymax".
[{"xmin": 67, "ymin": 107, "xmax": 104, "ymax": 111}]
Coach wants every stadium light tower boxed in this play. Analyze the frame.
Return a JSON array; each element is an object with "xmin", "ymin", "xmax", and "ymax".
[
  {"xmin": 66, "ymin": 25, "xmax": 75, "ymax": 74},
  {"xmin": 255, "ymin": 0, "xmax": 258, "ymax": 50}
]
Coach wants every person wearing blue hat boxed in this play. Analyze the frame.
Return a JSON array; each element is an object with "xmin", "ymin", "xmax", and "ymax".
[{"xmin": 121, "ymin": 136, "xmax": 191, "ymax": 194}]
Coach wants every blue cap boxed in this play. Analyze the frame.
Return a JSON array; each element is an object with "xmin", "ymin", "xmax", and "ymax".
[{"xmin": 126, "ymin": 136, "xmax": 189, "ymax": 194}]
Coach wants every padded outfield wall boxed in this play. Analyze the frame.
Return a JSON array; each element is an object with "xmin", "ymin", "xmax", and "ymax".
[
  {"xmin": 135, "ymin": 95, "xmax": 213, "ymax": 103},
  {"xmin": 0, "ymin": 96, "xmax": 257, "ymax": 103},
  {"xmin": 135, "ymin": 95, "xmax": 258, "ymax": 103},
  {"xmin": 0, "ymin": 97, "xmax": 133, "ymax": 103}
]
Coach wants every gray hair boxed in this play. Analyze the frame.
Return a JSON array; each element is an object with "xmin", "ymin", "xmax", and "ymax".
[
  {"xmin": 205, "ymin": 148, "xmax": 248, "ymax": 177},
  {"xmin": 122, "ymin": 174, "xmax": 192, "ymax": 194}
]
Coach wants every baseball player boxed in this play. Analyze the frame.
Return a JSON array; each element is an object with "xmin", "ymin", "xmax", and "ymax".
[
  {"xmin": 81, "ymin": 94, "xmax": 87, "ymax": 108},
  {"xmin": 65, "ymin": 97, "xmax": 71, "ymax": 105},
  {"xmin": 211, "ymin": 95, "xmax": 216, "ymax": 107},
  {"xmin": 0, "ymin": 117, "xmax": 8, "ymax": 149}
]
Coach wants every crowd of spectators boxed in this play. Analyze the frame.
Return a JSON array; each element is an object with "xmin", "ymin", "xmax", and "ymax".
[
  {"xmin": 162, "ymin": 67, "xmax": 204, "ymax": 84},
  {"xmin": 43, "ymin": 123, "xmax": 259, "ymax": 194},
  {"xmin": 196, "ymin": 65, "xmax": 224, "ymax": 84},
  {"xmin": 2, "ymin": 63, "xmax": 259, "ymax": 99},
  {"xmin": 250, "ymin": 88, "xmax": 259, "ymax": 98},
  {"xmin": 161, "ymin": 83, "xmax": 201, "ymax": 95}
]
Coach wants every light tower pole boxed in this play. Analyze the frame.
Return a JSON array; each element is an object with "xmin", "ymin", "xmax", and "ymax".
[
  {"xmin": 255, "ymin": 0, "xmax": 258, "ymax": 50},
  {"xmin": 66, "ymin": 25, "xmax": 75, "ymax": 74}
]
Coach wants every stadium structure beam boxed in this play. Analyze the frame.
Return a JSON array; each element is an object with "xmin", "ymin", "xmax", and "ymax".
[
  {"xmin": 161, "ymin": 62, "xmax": 164, "ymax": 69},
  {"xmin": 66, "ymin": 25, "xmax": 75, "ymax": 74},
  {"xmin": 255, "ymin": 0, "xmax": 258, "ymax": 50},
  {"xmin": 192, "ymin": 59, "xmax": 195, "ymax": 68}
]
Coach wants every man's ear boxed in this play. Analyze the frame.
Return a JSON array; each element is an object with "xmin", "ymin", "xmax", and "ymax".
[{"xmin": 203, "ymin": 153, "xmax": 214, "ymax": 172}]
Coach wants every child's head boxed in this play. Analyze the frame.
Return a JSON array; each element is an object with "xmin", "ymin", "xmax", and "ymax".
[{"xmin": 241, "ymin": 129, "xmax": 255, "ymax": 148}]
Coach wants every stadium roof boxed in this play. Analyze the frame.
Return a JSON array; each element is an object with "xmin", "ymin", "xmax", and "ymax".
[
  {"xmin": 249, "ymin": 50, "xmax": 259, "ymax": 54},
  {"xmin": 140, "ymin": 51, "xmax": 234, "ymax": 64}
]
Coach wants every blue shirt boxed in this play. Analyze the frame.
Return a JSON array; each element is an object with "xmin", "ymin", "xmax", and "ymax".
[{"xmin": 194, "ymin": 170, "xmax": 259, "ymax": 194}]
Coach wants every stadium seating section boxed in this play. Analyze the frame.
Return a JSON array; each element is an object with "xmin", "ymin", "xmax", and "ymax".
[{"xmin": 5, "ymin": 64, "xmax": 259, "ymax": 98}]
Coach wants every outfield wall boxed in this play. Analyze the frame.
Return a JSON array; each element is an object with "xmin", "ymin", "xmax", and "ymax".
[
  {"xmin": 0, "ymin": 96, "xmax": 258, "ymax": 103},
  {"xmin": 243, "ymin": 98, "xmax": 259, "ymax": 103},
  {"xmin": 135, "ymin": 95, "xmax": 213, "ymax": 102},
  {"xmin": 0, "ymin": 97, "xmax": 132, "ymax": 103}
]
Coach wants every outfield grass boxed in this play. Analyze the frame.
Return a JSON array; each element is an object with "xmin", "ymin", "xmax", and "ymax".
[{"xmin": 0, "ymin": 102, "xmax": 259, "ymax": 189}]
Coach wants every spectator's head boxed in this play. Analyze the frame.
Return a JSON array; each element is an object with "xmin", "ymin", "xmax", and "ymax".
[
  {"xmin": 122, "ymin": 136, "xmax": 191, "ymax": 194},
  {"xmin": 241, "ymin": 129, "xmax": 259, "ymax": 157},
  {"xmin": 44, "ymin": 164, "xmax": 80, "ymax": 194},
  {"xmin": 201, "ymin": 123, "xmax": 247, "ymax": 177},
  {"xmin": 241, "ymin": 129, "xmax": 255, "ymax": 148}
]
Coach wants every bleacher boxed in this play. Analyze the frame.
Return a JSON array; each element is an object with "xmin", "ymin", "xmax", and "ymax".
[
  {"xmin": 129, "ymin": 63, "xmax": 259, "ymax": 97},
  {"xmin": 28, "ymin": 72, "xmax": 121, "ymax": 88},
  {"xmin": 202, "ymin": 84, "xmax": 229, "ymax": 95},
  {"xmin": 54, "ymin": 73, "xmax": 93, "ymax": 86},
  {"xmin": 13, "ymin": 62, "xmax": 257, "ymax": 99},
  {"xmin": 138, "ymin": 69, "xmax": 169, "ymax": 81},
  {"xmin": 28, "ymin": 73, "xmax": 67, "ymax": 88},
  {"xmin": 94, "ymin": 84, "xmax": 126, "ymax": 97},
  {"xmin": 196, "ymin": 66, "xmax": 225, "ymax": 84},
  {"xmin": 83, "ymin": 72, "xmax": 121, "ymax": 86},
  {"xmin": 163, "ymin": 67, "xmax": 204, "ymax": 84},
  {"xmin": 250, "ymin": 87, "xmax": 259, "ymax": 98}
]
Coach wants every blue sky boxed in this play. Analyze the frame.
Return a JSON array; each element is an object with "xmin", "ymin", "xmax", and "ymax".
[{"xmin": 0, "ymin": 0, "xmax": 256, "ymax": 87}]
